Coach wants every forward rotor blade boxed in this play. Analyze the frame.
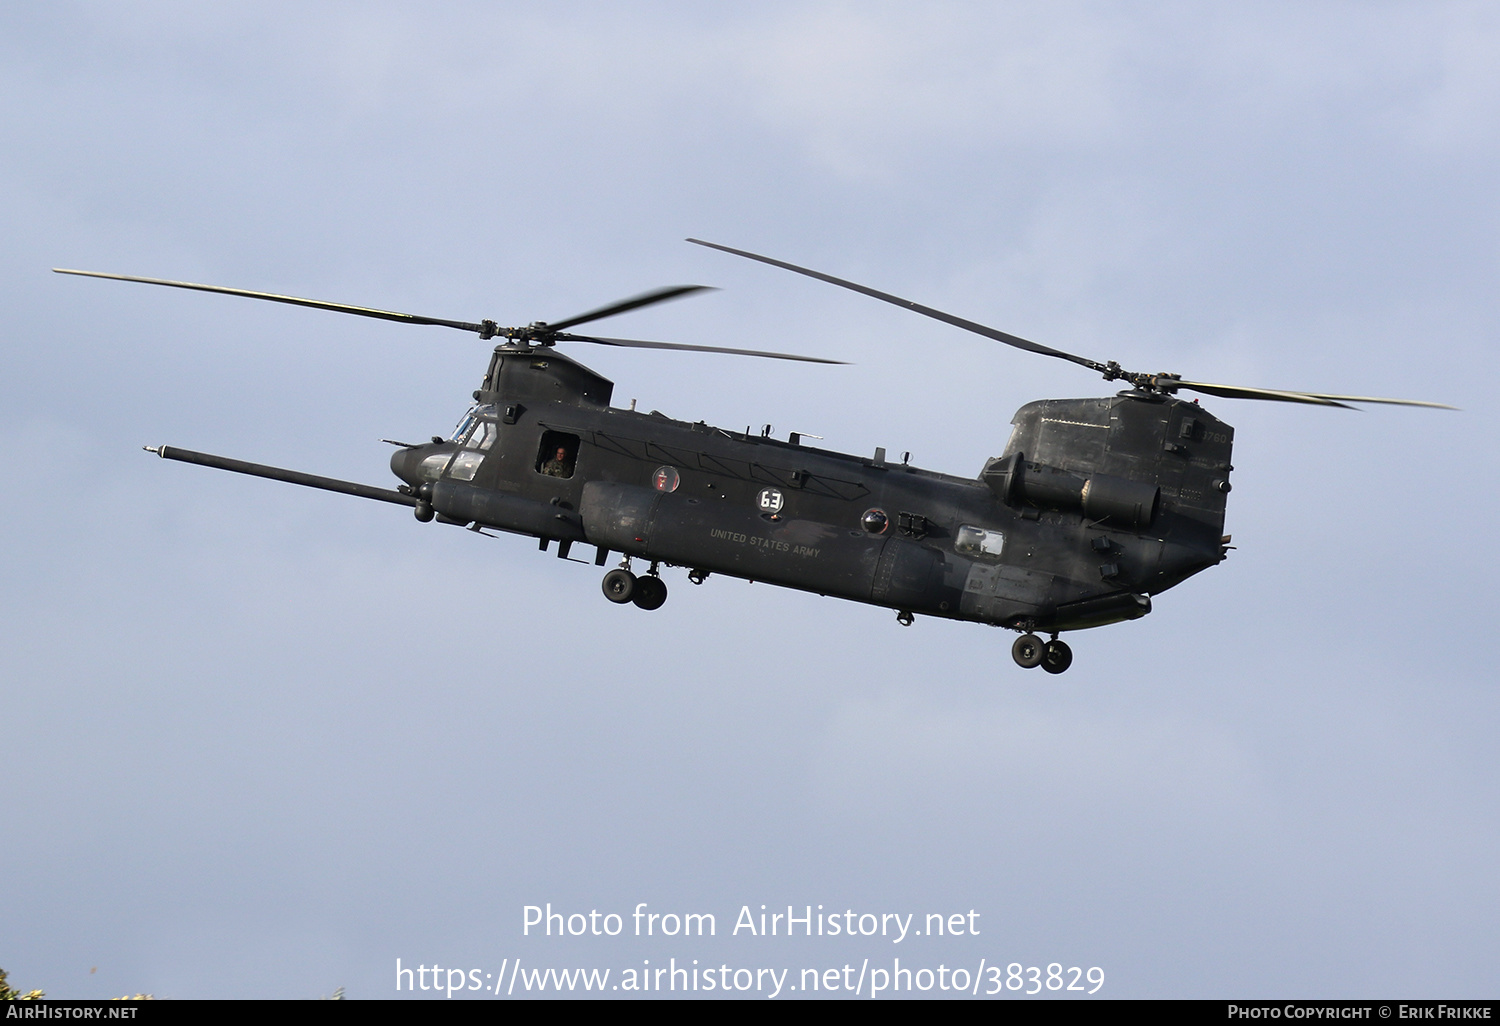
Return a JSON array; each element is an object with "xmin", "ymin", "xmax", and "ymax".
[
  {"xmin": 1174, "ymin": 380, "xmax": 1458, "ymax": 410},
  {"xmin": 53, "ymin": 268, "xmax": 487, "ymax": 333},
  {"xmin": 687, "ymin": 238, "xmax": 1104, "ymax": 371},
  {"xmin": 560, "ymin": 333, "xmax": 846, "ymax": 364},
  {"xmin": 545, "ymin": 285, "xmax": 715, "ymax": 332}
]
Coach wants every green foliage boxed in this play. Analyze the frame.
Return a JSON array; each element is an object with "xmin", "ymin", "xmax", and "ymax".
[{"xmin": 0, "ymin": 967, "xmax": 44, "ymax": 1000}]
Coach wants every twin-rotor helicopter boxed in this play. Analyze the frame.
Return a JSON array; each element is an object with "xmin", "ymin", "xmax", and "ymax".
[{"xmin": 55, "ymin": 239, "xmax": 1452, "ymax": 673}]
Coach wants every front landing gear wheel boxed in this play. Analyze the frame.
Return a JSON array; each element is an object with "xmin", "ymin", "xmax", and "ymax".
[
  {"xmin": 632, "ymin": 575, "xmax": 668, "ymax": 610},
  {"xmin": 1012, "ymin": 634, "xmax": 1045, "ymax": 669},
  {"xmin": 1040, "ymin": 639, "xmax": 1073, "ymax": 675},
  {"xmin": 601, "ymin": 568, "xmax": 636, "ymax": 604}
]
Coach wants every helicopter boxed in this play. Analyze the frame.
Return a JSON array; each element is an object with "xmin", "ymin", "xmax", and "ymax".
[{"xmin": 54, "ymin": 240, "xmax": 1452, "ymax": 674}]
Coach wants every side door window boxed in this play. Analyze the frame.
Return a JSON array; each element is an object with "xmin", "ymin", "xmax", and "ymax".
[
  {"xmin": 955, "ymin": 525, "xmax": 1005, "ymax": 560},
  {"xmin": 536, "ymin": 430, "xmax": 579, "ymax": 479}
]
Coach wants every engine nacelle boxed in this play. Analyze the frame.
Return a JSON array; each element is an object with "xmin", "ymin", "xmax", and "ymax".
[{"xmin": 981, "ymin": 452, "xmax": 1160, "ymax": 530}]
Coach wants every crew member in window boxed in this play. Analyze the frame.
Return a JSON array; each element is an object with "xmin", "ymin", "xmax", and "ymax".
[{"xmin": 542, "ymin": 446, "xmax": 571, "ymax": 477}]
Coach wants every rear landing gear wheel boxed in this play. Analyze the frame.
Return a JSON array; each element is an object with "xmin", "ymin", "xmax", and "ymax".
[
  {"xmin": 632, "ymin": 574, "xmax": 668, "ymax": 610},
  {"xmin": 601, "ymin": 568, "xmax": 636, "ymax": 604},
  {"xmin": 1041, "ymin": 639, "xmax": 1073, "ymax": 674},
  {"xmin": 1012, "ymin": 633, "xmax": 1045, "ymax": 669}
]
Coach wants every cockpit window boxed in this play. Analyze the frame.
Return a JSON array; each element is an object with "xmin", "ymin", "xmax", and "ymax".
[
  {"xmin": 418, "ymin": 452, "xmax": 452, "ymax": 481},
  {"xmin": 451, "ymin": 408, "xmax": 478, "ymax": 443},
  {"xmin": 467, "ymin": 420, "xmax": 497, "ymax": 451},
  {"xmin": 955, "ymin": 525, "xmax": 1005, "ymax": 560},
  {"xmin": 448, "ymin": 450, "xmax": 484, "ymax": 481},
  {"xmin": 451, "ymin": 404, "xmax": 498, "ymax": 443}
]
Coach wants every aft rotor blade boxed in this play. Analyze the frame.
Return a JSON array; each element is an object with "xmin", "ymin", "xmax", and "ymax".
[
  {"xmin": 545, "ymin": 285, "xmax": 715, "ymax": 332},
  {"xmin": 1170, "ymin": 381, "xmax": 1354, "ymax": 408},
  {"xmin": 53, "ymin": 268, "xmax": 487, "ymax": 334},
  {"xmin": 1173, "ymin": 380, "xmax": 1458, "ymax": 410},
  {"xmin": 1266, "ymin": 390, "xmax": 1457, "ymax": 410},
  {"xmin": 561, "ymin": 333, "xmax": 846, "ymax": 364},
  {"xmin": 687, "ymin": 238, "xmax": 1104, "ymax": 371}
]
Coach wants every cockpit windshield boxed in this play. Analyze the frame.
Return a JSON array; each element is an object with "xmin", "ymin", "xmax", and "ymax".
[
  {"xmin": 450, "ymin": 406, "xmax": 480, "ymax": 442},
  {"xmin": 450, "ymin": 404, "xmax": 497, "ymax": 443}
]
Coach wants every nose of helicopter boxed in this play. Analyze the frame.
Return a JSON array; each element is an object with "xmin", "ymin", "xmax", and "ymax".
[
  {"xmin": 390, "ymin": 439, "xmax": 461, "ymax": 488},
  {"xmin": 389, "ymin": 444, "xmax": 426, "ymax": 487}
]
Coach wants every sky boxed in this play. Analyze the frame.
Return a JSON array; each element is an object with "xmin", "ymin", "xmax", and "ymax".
[{"xmin": 2, "ymin": 1, "xmax": 1497, "ymax": 1001}]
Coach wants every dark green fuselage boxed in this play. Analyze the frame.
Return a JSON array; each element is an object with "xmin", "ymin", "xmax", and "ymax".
[{"xmin": 389, "ymin": 347, "xmax": 1234, "ymax": 632}]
